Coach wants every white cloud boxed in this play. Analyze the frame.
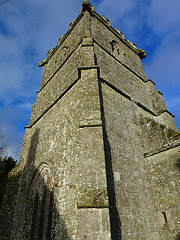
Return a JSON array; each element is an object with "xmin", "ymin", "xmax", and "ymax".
[
  {"xmin": 165, "ymin": 95, "xmax": 180, "ymax": 112},
  {"xmin": 0, "ymin": 104, "xmax": 30, "ymax": 160},
  {"xmin": 96, "ymin": 0, "xmax": 150, "ymax": 43},
  {"xmin": 147, "ymin": 0, "xmax": 180, "ymax": 35},
  {"xmin": 0, "ymin": 0, "xmax": 179, "ymax": 160},
  {"xmin": 144, "ymin": 35, "xmax": 180, "ymax": 89},
  {"xmin": 97, "ymin": 0, "xmax": 136, "ymax": 18},
  {"xmin": 0, "ymin": 35, "xmax": 20, "ymax": 58},
  {"xmin": 0, "ymin": 0, "xmax": 81, "ymax": 160},
  {"xmin": 165, "ymin": 95, "xmax": 180, "ymax": 131}
]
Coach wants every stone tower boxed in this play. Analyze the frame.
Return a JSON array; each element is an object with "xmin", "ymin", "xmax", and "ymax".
[{"xmin": 0, "ymin": 1, "xmax": 179, "ymax": 239}]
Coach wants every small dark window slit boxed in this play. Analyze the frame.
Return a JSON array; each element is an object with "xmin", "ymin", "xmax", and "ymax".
[
  {"xmin": 38, "ymin": 189, "xmax": 47, "ymax": 240},
  {"xmin": 162, "ymin": 212, "xmax": 168, "ymax": 224},
  {"xmin": 30, "ymin": 193, "xmax": 39, "ymax": 240}
]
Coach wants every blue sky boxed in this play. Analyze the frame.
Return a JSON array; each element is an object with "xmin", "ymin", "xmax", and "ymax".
[{"xmin": 0, "ymin": 0, "xmax": 180, "ymax": 160}]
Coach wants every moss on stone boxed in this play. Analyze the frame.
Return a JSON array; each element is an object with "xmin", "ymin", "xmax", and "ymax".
[
  {"xmin": 146, "ymin": 117, "xmax": 152, "ymax": 123},
  {"xmin": 166, "ymin": 129, "xmax": 177, "ymax": 138},
  {"xmin": 77, "ymin": 188, "xmax": 109, "ymax": 208},
  {"xmin": 151, "ymin": 120, "xmax": 158, "ymax": 127},
  {"xmin": 157, "ymin": 110, "xmax": 165, "ymax": 115},
  {"xmin": 160, "ymin": 124, "xmax": 166, "ymax": 130}
]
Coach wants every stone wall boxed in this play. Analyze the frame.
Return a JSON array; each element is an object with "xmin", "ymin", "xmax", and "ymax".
[
  {"xmin": 145, "ymin": 145, "xmax": 180, "ymax": 240},
  {"xmin": 91, "ymin": 13, "xmax": 147, "ymax": 80},
  {"xmin": 94, "ymin": 43, "xmax": 153, "ymax": 111},
  {"xmin": 0, "ymin": 1, "xmax": 179, "ymax": 240},
  {"xmin": 100, "ymin": 82, "xmax": 161, "ymax": 239}
]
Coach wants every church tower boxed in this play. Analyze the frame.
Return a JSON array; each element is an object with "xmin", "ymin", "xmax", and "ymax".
[{"xmin": 1, "ymin": 1, "xmax": 179, "ymax": 239}]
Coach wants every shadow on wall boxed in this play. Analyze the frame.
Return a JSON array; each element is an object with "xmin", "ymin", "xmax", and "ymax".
[
  {"xmin": 0, "ymin": 128, "xmax": 70, "ymax": 240},
  {"xmin": 94, "ymin": 49, "xmax": 122, "ymax": 239},
  {"xmin": 176, "ymin": 233, "xmax": 180, "ymax": 240},
  {"xmin": 98, "ymin": 80, "xmax": 122, "ymax": 240},
  {"xmin": 175, "ymin": 158, "xmax": 180, "ymax": 172},
  {"xmin": 1, "ymin": 108, "xmax": 122, "ymax": 240}
]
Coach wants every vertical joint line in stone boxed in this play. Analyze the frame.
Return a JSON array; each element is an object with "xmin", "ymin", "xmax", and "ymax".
[
  {"xmin": 97, "ymin": 78, "xmax": 122, "ymax": 239},
  {"xmin": 83, "ymin": 10, "xmax": 92, "ymax": 38}
]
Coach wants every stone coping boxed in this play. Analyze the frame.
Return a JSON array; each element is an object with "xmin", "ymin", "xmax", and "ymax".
[
  {"xmin": 38, "ymin": 0, "xmax": 146, "ymax": 67},
  {"xmin": 144, "ymin": 136, "xmax": 180, "ymax": 158}
]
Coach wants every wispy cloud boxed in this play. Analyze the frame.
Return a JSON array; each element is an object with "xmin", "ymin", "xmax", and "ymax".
[
  {"xmin": 144, "ymin": 35, "xmax": 180, "ymax": 90},
  {"xmin": 0, "ymin": 0, "xmax": 81, "ymax": 159},
  {"xmin": 0, "ymin": 0, "xmax": 179, "ymax": 160},
  {"xmin": 147, "ymin": 0, "xmax": 180, "ymax": 35}
]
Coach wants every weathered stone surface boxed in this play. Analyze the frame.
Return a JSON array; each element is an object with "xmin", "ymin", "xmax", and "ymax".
[
  {"xmin": 145, "ymin": 146, "xmax": 180, "ymax": 239},
  {"xmin": 91, "ymin": 14, "xmax": 147, "ymax": 80},
  {"xmin": 0, "ymin": 1, "xmax": 179, "ymax": 240},
  {"xmin": 77, "ymin": 188, "xmax": 108, "ymax": 208}
]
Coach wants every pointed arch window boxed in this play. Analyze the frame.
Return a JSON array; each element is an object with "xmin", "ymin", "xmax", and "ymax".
[{"xmin": 28, "ymin": 163, "xmax": 54, "ymax": 240}]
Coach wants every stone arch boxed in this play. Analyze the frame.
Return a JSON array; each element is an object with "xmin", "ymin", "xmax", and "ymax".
[
  {"xmin": 54, "ymin": 45, "xmax": 69, "ymax": 65},
  {"xmin": 28, "ymin": 163, "xmax": 54, "ymax": 200},
  {"xmin": 27, "ymin": 163, "xmax": 54, "ymax": 240}
]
